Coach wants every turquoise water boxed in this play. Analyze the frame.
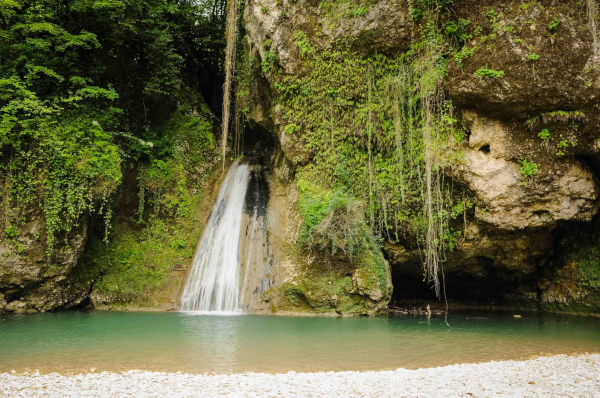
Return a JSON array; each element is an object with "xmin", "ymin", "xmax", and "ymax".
[{"xmin": 0, "ymin": 311, "xmax": 599, "ymax": 374}]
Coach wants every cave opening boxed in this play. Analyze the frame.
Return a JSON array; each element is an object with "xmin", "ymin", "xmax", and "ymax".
[
  {"xmin": 237, "ymin": 123, "xmax": 278, "ymax": 218},
  {"xmin": 576, "ymin": 154, "xmax": 600, "ymax": 185},
  {"xmin": 237, "ymin": 123, "xmax": 280, "ymax": 159},
  {"xmin": 479, "ymin": 144, "xmax": 491, "ymax": 154},
  {"xmin": 388, "ymin": 256, "xmax": 528, "ymax": 308}
]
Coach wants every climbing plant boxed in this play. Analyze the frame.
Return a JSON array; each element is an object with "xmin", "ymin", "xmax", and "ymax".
[
  {"xmin": 0, "ymin": 0, "xmax": 226, "ymax": 254},
  {"xmin": 245, "ymin": 15, "xmax": 463, "ymax": 299},
  {"xmin": 220, "ymin": 0, "xmax": 240, "ymax": 169}
]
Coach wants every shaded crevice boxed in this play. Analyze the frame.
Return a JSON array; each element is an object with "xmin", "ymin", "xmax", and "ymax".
[
  {"xmin": 244, "ymin": 162, "xmax": 270, "ymax": 218},
  {"xmin": 199, "ymin": 61, "xmax": 225, "ymax": 118},
  {"xmin": 74, "ymin": 296, "xmax": 93, "ymax": 309},
  {"xmin": 576, "ymin": 154, "xmax": 600, "ymax": 186},
  {"xmin": 241, "ymin": 123, "xmax": 280, "ymax": 157},
  {"xmin": 389, "ymin": 256, "xmax": 530, "ymax": 305}
]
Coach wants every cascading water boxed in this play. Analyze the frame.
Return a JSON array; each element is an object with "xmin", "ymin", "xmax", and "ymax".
[{"xmin": 180, "ymin": 161, "xmax": 250, "ymax": 313}]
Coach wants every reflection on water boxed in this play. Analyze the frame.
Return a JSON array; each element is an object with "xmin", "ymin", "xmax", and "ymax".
[{"xmin": 0, "ymin": 311, "xmax": 599, "ymax": 374}]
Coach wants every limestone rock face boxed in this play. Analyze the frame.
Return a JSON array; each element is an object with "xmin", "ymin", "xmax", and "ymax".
[
  {"xmin": 242, "ymin": 0, "xmax": 600, "ymax": 310},
  {"xmin": 244, "ymin": 0, "xmax": 411, "ymax": 74},
  {"xmin": 448, "ymin": 1, "xmax": 600, "ymax": 119},
  {"xmin": 0, "ymin": 206, "xmax": 92, "ymax": 313},
  {"xmin": 243, "ymin": 0, "xmax": 413, "ymax": 164},
  {"xmin": 455, "ymin": 111, "xmax": 599, "ymax": 230},
  {"xmin": 259, "ymin": 151, "xmax": 393, "ymax": 316}
]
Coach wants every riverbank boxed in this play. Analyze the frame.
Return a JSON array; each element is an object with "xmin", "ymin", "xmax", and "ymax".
[{"xmin": 1, "ymin": 354, "xmax": 598, "ymax": 397}]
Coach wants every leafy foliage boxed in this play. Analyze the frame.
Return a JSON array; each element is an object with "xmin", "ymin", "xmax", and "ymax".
[
  {"xmin": 475, "ymin": 67, "xmax": 505, "ymax": 79},
  {"xmin": 89, "ymin": 106, "xmax": 218, "ymax": 304},
  {"xmin": 0, "ymin": 0, "xmax": 225, "ymax": 253},
  {"xmin": 240, "ymin": 17, "xmax": 467, "ymax": 298},
  {"xmin": 444, "ymin": 18, "xmax": 472, "ymax": 45},
  {"xmin": 518, "ymin": 158, "xmax": 539, "ymax": 178},
  {"xmin": 137, "ymin": 108, "xmax": 217, "ymax": 220},
  {"xmin": 538, "ymin": 129, "xmax": 551, "ymax": 140},
  {"xmin": 548, "ymin": 18, "xmax": 561, "ymax": 31}
]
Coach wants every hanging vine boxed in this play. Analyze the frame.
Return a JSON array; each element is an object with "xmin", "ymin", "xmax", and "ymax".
[
  {"xmin": 587, "ymin": 0, "xmax": 599, "ymax": 58},
  {"xmin": 255, "ymin": 1, "xmax": 468, "ymax": 311},
  {"xmin": 221, "ymin": 0, "xmax": 239, "ymax": 169}
]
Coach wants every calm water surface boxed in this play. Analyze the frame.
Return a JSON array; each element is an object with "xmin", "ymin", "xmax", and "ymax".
[{"xmin": 0, "ymin": 311, "xmax": 599, "ymax": 374}]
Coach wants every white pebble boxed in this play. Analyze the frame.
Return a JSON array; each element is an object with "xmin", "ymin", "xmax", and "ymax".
[{"xmin": 0, "ymin": 354, "xmax": 598, "ymax": 397}]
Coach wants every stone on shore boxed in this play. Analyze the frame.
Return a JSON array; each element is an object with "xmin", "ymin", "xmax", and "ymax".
[{"xmin": 0, "ymin": 354, "xmax": 598, "ymax": 397}]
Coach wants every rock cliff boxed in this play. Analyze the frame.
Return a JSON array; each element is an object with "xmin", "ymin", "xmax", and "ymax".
[
  {"xmin": 239, "ymin": 0, "xmax": 600, "ymax": 312},
  {"xmin": 0, "ymin": 199, "xmax": 92, "ymax": 313},
  {"xmin": 2, "ymin": 0, "xmax": 600, "ymax": 314}
]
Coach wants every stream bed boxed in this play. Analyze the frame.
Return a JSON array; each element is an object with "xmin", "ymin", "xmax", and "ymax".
[{"xmin": 0, "ymin": 310, "xmax": 599, "ymax": 374}]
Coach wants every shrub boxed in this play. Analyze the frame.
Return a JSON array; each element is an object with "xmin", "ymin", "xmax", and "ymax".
[
  {"xmin": 297, "ymin": 183, "xmax": 370, "ymax": 258},
  {"xmin": 538, "ymin": 129, "xmax": 551, "ymax": 140},
  {"xmin": 476, "ymin": 67, "xmax": 505, "ymax": 79},
  {"xmin": 518, "ymin": 158, "xmax": 539, "ymax": 178},
  {"xmin": 548, "ymin": 18, "xmax": 561, "ymax": 31}
]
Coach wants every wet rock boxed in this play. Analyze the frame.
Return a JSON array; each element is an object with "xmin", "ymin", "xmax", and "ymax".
[{"xmin": 0, "ymin": 206, "xmax": 93, "ymax": 314}]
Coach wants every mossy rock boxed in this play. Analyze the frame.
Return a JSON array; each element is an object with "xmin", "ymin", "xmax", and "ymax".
[{"xmin": 268, "ymin": 246, "xmax": 392, "ymax": 316}]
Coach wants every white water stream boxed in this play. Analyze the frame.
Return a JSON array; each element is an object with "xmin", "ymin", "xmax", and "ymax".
[{"xmin": 180, "ymin": 162, "xmax": 250, "ymax": 313}]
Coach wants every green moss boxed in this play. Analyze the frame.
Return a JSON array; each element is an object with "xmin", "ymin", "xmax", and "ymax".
[
  {"xmin": 89, "ymin": 213, "xmax": 202, "ymax": 304},
  {"xmin": 577, "ymin": 241, "xmax": 600, "ymax": 291},
  {"xmin": 276, "ymin": 274, "xmax": 371, "ymax": 315},
  {"xmin": 356, "ymin": 239, "xmax": 390, "ymax": 295},
  {"xmin": 88, "ymin": 105, "xmax": 218, "ymax": 306}
]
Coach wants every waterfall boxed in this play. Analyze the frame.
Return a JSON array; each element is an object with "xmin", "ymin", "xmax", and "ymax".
[{"xmin": 180, "ymin": 161, "xmax": 250, "ymax": 313}]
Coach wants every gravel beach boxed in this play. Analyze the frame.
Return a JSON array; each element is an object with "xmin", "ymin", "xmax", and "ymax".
[{"xmin": 1, "ymin": 354, "xmax": 599, "ymax": 397}]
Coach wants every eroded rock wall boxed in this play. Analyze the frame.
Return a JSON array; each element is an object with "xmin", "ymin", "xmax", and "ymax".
[
  {"xmin": 248, "ymin": 150, "xmax": 392, "ymax": 316},
  {"xmin": 0, "ymin": 202, "xmax": 92, "ymax": 313},
  {"xmin": 240, "ymin": 0, "xmax": 600, "ymax": 312}
]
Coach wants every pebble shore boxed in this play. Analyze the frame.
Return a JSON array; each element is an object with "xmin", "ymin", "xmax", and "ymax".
[{"xmin": 1, "ymin": 354, "xmax": 599, "ymax": 397}]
